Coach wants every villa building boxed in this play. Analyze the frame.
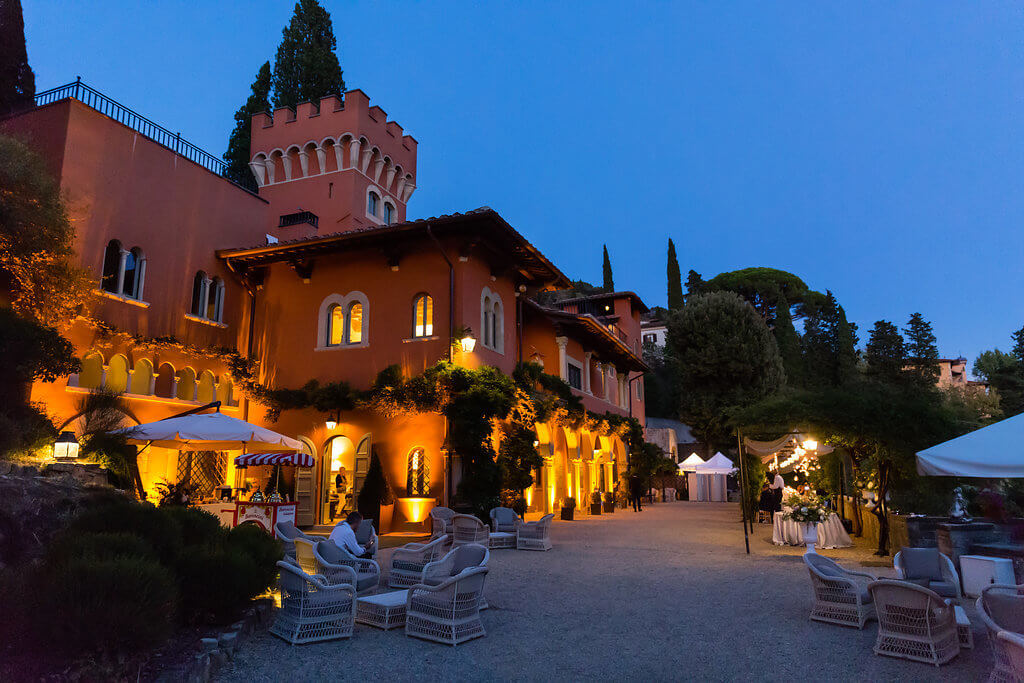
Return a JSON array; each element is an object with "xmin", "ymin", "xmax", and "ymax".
[{"xmin": 1, "ymin": 81, "xmax": 647, "ymax": 529}]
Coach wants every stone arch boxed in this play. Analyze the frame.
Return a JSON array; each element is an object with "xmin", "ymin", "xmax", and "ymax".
[
  {"xmin": 267, "ymin": 148, "xmax": 285, "ymax": 184},
  {"xmin": 78, "ymin": 351, "xmax": 104, "ymax": 389},
  {"xmin": 217, "ymin": 378, "xmax": 233, "ymax": 406},
  {"xmin": 106, "ymin": 354, "xmax": 130, "ymax": 394},
  {"xmin": 155, "ymin": 362, "xmax": 175, "ymax": 398},
  {"xmin": 196, "ymin": 370, "xmax": 216, "ymax": 404},
  {"xmin": 302, "ymin": 140, "xmax": 321, "ymax": 176},
  {"xmin": 176, "ymin": 367, "xmax": 196, "ymax": 401},
  {"xmin": 284, "ymin": 145, "xmax": 302, "ymax": 180},
  {"xmin": 130, "ymin": 357, "xmax": 153, "ymax": 395}
]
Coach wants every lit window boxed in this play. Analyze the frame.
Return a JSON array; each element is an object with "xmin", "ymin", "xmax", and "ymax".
[
  {"xmin": 406, "ymin": 447, "xmax": 429, "ymax": 496},
  {"xmin": 328, "ymin": 304, "xmax": 345, "ymax": 346},
  {"xmin": 413, "ymin": 293, "xmax": 433, "ymax": 338},
  {"xmin": 367, "ymin": 191, "xmax": 379, "ymax": 216},
  {"xmin": 348, "ymin": 303, "xmax": 363, "ymax": 343},
  {"xmin": 383, "ymin": 202, "xmax": 395, "ymax": 224}
]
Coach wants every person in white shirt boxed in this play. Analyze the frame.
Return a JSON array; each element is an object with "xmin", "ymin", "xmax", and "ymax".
[
  {"xmin": 328, "ymin": 511, "xmax": 374, "ymax": 559},
  {"xmin": 769, "ymin": 472, "xmax": 785, "ymax": 512}
]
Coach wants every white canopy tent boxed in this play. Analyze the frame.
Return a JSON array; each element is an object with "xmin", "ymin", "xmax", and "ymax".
[
  {"xmin": 690, "ymin": 452, "xmax": 735, "ymax": 502},
  {"xmin": 696, "ymin": 452, "xmax": 736, "ymax": 475},
  {"xmin": 916, "ymin": 413, "xmax": 1024, "ymax": 477},
  {"xmin": 678, "ymin": 452, "xmax": 706, "ymax": 473},
  {"xmin": 114, "ymin": 411, "xmax": 302, "ymax": 452}
]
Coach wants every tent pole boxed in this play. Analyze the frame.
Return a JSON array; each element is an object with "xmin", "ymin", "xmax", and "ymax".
[{"xmin": 736, "ymin": 429, "xmax": 750, "ymax": 555}]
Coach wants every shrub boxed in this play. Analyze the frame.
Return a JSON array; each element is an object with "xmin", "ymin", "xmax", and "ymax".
[
  {"xmin": 226, "ymin": 522, "xmax": 282, "ymax": 596},
  {"xmin": 38, "ymin": 556, "xmax": 178, "ymax": 655},
  {"xmin": 46, "ymin": 531, "xmax": 157, "ymax": 566},
  {"xmin": 161, "ymin": 505, "xmax": 225, "ymax": 548},
  {"xmin": 176, "ymin": 544, "xmax": 265, "ymax": 623},
  {"xmin": 66, "ymin": 499, "xmax": 183, "ymax": 564},
  {"xmin": 357, "ymin": 449, "xmax": 393, "ymax": 523}
]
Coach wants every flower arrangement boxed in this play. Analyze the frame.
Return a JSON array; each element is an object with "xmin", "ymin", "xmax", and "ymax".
[{"xmin": 781, "ymin": 493, "xmax": 830, "ymax": 524}]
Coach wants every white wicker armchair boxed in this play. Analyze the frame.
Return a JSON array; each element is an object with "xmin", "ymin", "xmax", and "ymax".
[
  {"xmin": 405, "ymin": 566, "xmax": 489, "ymax": 646},
  {"xmin": 275, "ymin": 520, "xmax": 312, "ymax": 560},
  {"xmin": 997, "ymin": 631, "xmax": 1024, "ymax": 682},
  {"xmin": 452, "ymin": 514, "xmax": 490, "ymax": 547},
  {"xmin": 977, "ymin": 584, "xmax": 1024, "ymax": 682},
  {"xmin": 355, "ymin": 520, "xmax": 378, "ymax": 560},
  {"xmin": 293, "ymin": 537, "xmax": 319, "ymax": 576},
  {"xmin": 868, "ymin": 579, "xmax": 960, "ymax": 666},
  {"xmin": 488, "ymin": 507, "xmax": 520, "ymax": 549},
  {"xmin": 803, "ymin": 553, "xmax": 876, "ymax": 629},
  {"xmin": 430, "ymin": 507, "xmax": 456, "ymax": 534},
  {"xmin": 894, "ymin": 548, "xmax": 962, "ymax": 600},
  {"xmin": 517, "ymin": 513, "xmax": 554, "ymax": 551},
  {"xmin": 270, "ymin": 560, "xmax": 356, "ymax": 644},
  {"xmin": 314, "ymin": 539, "xmax": 380, "ymax": 595},
  {"xmin": 422, "ymin": 543, "xmax": 490, "ymax": 586},
  {"xmin": 388, "ymin": 535, "xmax": 450, "ymax": 589}
]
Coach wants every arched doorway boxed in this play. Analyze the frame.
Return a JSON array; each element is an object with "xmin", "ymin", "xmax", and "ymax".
[{"xmin": 322, "ymin": 435, "xmax": 355, "ymax": 525}]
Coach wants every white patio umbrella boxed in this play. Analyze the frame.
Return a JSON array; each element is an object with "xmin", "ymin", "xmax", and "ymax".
[
  {"xmin": 678, "ymin": 452, "xmax": 706, "ymax": 473},
  {"xmin": 696, "ymin": 452, "xmax": 737, "ymax": 475},
  {"xmin": 916, "ymin": 413, "xmax": 1024, "ymax": 477},
  {"xmin": 113, "ymin": 411, "xmax": 301, "ymax": 452}
]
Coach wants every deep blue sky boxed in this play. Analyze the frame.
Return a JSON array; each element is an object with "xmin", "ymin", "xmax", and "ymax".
[{"xmin": 22, "ymin": 2, "xmax": 1024, "ymax": 372}]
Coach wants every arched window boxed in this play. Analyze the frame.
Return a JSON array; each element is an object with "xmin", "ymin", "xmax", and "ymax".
[
  {"xmin": 412, "ymin": 293, "xmax": 433, "ymax": 338},
  {"xmin": 208, "ymin": 277, "xmax": 224, "ymax": 322},
  {"xmin": 367, "ymin": 191, "xmax": 379, "ymax": 217},
  {"xmin": 480, "ymin": 288, "xmax": 504, "ymax": 353},
  {"xmin": 155, "ymin": 362, "xmax": 175, "ymax": 398},
  {"xmin": 319, "ymin": 293, "xmax": 368, "ymax": 349},
  {"xmin": 383, "ymin": 201, "xmax": 395, "ymax": 224},
  {"xmin": 347, "ymin": 302, "xmax": 363, "ymax": 344},
  {"xmin": 191, "ymin": 271, "xmax": 207, "ymax": 316},
  {"xmin": 101, "ymin": 240, "xmax": 122, "ymax": 293},
  {"xmin": 121, "ymin": 247, "xmax": 146, "ymax": 299},
  {"xmin": 406, "ymin": 447, "xmax": 429, "ymax": 496},
  {"xmin": 328, "ymin": 304, "xmax": 345, "ymax": 346}
]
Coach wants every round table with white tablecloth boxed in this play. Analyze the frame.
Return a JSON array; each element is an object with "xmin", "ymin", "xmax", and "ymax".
[{"xmin": 772, "ymin": 511, "xmax": 852, "ymax": 549}]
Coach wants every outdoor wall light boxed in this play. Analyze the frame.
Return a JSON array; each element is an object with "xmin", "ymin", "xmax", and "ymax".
[
  {"xmin": 325, "ymin": 419, "xmax": 337, "ymax": 430},
  {"xmin": 459, "ymin": 333, "xmax": 477, "ymax": 353},
  {"xmin": 53, "ymin": 431, "xmax": 80, "ymax": 460}
]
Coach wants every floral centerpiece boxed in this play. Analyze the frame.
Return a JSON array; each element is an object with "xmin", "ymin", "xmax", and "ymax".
[{"xmin": 781, "ymin": 493, "xmax": 830, "ymax": 524}]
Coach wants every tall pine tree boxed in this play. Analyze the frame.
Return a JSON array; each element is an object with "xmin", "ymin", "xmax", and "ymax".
[
  {"xmin": 904, "ymin": 312, "xmax": 940, "ymax": 387},
  {"xmin": 0, "ymin": 0, "xmax": 35, "ymax": 116},
  {"xmin": 223, "ymin": 62, "xmax": 272, "ymax": 185},
  {"xmin": 666, "ymin": 239, "xmax": 683, "ymax": 310},
  {"xmin": 685, "ymin": 269, "xmax": 705, "ymax": 297},
  {"xmin": 602, "ymin": 245, "xmax": 614, "ymax": 291},
  {"xmin": 271, "ymin": 0, "xmax": 346, "ymax": 110},
  {"xmin": 865, "ymin": 320, "xmax": 905, "ymax": 384},
  {"xmin": 772, "ymin": 291, "xmax": 802, "ymax": 386}
]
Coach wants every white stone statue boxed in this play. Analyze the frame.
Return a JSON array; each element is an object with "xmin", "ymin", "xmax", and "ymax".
[{"xmin": 949, "ymin": 486, "xmax": 971, "ymax": 522}]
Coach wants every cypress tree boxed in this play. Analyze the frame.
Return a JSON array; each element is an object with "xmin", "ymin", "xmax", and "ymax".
[
  {"xmin": 865, "ymin": 320, "xmax": 905, "ymax": 384},
  {"xmin": 0, "ymin": 0, "xmax": 35, "ymax": 116},
  {"xmin": 904, "ymin": 312, "xmax": 940, "ymax": 387},
  {"xmin": 223, "ymin": 62, "xmax": 272, "ymax": 186},
  {"xmin": 772, "ymin": 291, "xmax": 802, "ymax": 386},
  {"xmin": 666, "ymin": 239, "xmax": 683, "ymax": 310},
  {"xmin": 602, "ymin": 245, "xmax": 614, "ymax": 292},
  {"xmin": 271, "ymin": 0, "xmax": 346, "ymax": 111}
]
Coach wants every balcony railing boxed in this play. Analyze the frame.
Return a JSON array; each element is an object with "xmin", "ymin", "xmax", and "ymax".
[
  {"xmin": 34, "ymin": 78, "xmax": 258, "ymax": 194},
  {"xmin": 278, "ymin": 211, "xmax": 319, "ymax": 229}
]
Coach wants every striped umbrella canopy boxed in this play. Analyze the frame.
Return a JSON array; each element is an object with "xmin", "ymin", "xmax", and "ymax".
[{"xmin": 234, "ymin": 452, "xmax": 314, "ymax": 468}]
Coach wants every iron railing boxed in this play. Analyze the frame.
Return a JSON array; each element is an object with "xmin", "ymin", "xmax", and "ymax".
[
  {"xmin": 34, "ymin": 78, "xmax": 258, "ymax": 193},
  {"xmin": 278, "ymin": 210, "xmax": 319, "ymax": 229}
]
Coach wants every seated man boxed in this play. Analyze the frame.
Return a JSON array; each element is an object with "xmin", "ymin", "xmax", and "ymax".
[{"xmin": 328, "ymin": 511, "xmax": 375, "ymax": 559}]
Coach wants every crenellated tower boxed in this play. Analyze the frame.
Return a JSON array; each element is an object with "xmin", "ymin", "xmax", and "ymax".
[{"xmin": 248, "ymin": 90, "xmax": 417, "ymax": 240}]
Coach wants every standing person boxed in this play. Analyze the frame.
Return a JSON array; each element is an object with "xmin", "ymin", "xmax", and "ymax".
[
  {"xmin": 769, "ymin": 471, "xmax": 785, "ymax": 514},
  {"xmin": 629, "ymin": 473, "xmax": 643, "ymax": 512},
  {"xmin": 328, "ymin": 511, "xmax": 375, "ymax": 559}
]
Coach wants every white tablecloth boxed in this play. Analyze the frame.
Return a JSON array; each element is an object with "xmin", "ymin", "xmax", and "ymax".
[{"xmin": 772, "ymin": 512, "xmax": 852, "ymax": 549}]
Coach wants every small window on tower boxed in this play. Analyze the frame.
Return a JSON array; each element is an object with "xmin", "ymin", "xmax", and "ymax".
[
  {"xmin": 367, "ymin": 191, "xmax": 379, "ymax": 217},
  {"xmin": 383, "ymin": 202, "xmax": 395, "ymax": 224}
]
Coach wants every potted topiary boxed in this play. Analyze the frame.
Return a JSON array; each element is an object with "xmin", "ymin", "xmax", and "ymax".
[
  {"xmin": 357, "ymin": 449, "xmax": 395, "ymax": 533},
  {"xmin": 590, "ymin": 491, "xmax": 602, "ymax": 515},
  {"xmin": 560, "ymin": 497, "xmax": 576, "ymax": 521},
  {"xmin": 602, "ymin": 491, "xmax": 615, "ymax": 513}
]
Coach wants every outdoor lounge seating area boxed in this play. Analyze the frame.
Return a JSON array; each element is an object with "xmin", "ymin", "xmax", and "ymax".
[
  {"xmin": 270, "ymin": 507, "xmax": 557, "ymax": 647},
  {"xmin": 803, "ymin": 544, "xmax": 1024, "ymax": 673}
]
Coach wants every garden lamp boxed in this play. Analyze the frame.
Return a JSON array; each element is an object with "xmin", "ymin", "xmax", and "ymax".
[
  {"xmin": 53, "ymin": 431, "xmax": 80, "ymax": 460},
  {"xmin": 459, "ymin": 332, "xmax": 476, "ymax": 353}
]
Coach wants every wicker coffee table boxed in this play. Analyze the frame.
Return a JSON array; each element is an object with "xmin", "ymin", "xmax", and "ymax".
[
  {"xmin": 489, "ymin": 531, "xmax": 516, "ymax": 549},
  {"xmin": 355, "ymin": 590, "xmax": 409, "ymax": 630}
]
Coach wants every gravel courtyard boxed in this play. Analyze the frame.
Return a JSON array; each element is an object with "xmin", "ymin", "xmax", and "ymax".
[{"xmin": 219, "ymin": 502, "xmax": 991, "ymax": 682}]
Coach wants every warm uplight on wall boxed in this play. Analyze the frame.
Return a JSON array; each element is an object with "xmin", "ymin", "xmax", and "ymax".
[
  {"xmin": 803, "ymin": 439, "xmax": 818, "ymax": 451},
  {"xmin": 53, "ymin": 431, "xmax": 80, "ymax": 460},
  {"xmin": 459, "ymin": 333, "xmax": 477, "ymax": 353}
]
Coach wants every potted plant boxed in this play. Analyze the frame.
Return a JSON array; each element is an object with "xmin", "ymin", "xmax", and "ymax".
[
  {"xmin": 781, "ymin": 493, "xmax": 830, "ymax": 553},
  {"xmin": 357, "ymin": 449, "xmax": 395, "ymax": 533},
  {"xmin": 560, "ymin": 497, "xmax": 576, "ymax": 521},
  {"xmin": 590, "ymin": 491, "xmax": 602, "ymax": 515},
  {"xmin": 602, "ymin": 491, "xmax": 615, "ymax": 513}
]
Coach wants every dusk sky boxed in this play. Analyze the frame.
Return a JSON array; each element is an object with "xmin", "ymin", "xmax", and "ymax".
[{"xmin": 22, "ymin": 2, "xmax": 1024, "ymax": 373}]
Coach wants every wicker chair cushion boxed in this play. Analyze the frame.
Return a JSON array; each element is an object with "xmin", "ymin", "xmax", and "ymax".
[
  {"xmin": 901, "ymin": 547, "xmax": 943, "ymax": 581},
  {"xmin": 452, "ymin": 545, "xmax": 487, "ymax": 573},
  {"xmin": 318, "ymin": 540, "xmax": 346, "ymax": 563},
  {"xmin": 355, "ymin": 574, "xmax": 377, "ymax": 592},
  {"xmin": 355, "ymin": 522, "xmax": 375, "ymax": 545},
  {"xmin": 859, "ymin": 589, "xmax": 872, "ymax": 604},
  {"xmin": 986, "ymin": 592, "xmax": 1024, "ymax": 633},
  {"xmin": 928, "ymin": 580, "xmax": 958, "ymax": 598}
]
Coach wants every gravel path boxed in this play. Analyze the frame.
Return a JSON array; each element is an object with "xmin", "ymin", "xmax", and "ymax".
[{"xmin": 218, "ymin": 502, "xmax": 991, "ymax": 682}]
